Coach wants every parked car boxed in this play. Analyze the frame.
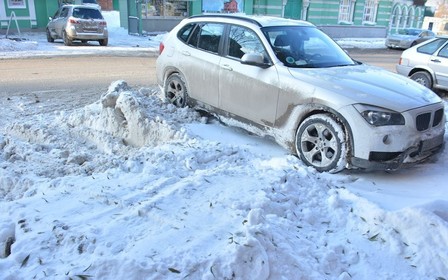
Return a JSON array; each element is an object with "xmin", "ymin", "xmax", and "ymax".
[
  {"xmin": 156, "ymin": 15, "xmax": 445, "ymax": 172},
  {"xmin": 396, "ymin": 36, "xmax": 448, "ymax": 91},
  {"xmin": 46, "ymin": 5, "xmax": 108, "ymax": 46},
  {"xmin": 386, "ymin": 28, "xmax": 435, "ymax": 49}
]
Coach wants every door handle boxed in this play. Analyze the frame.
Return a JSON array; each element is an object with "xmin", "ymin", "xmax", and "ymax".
[
  {"xmin": 221, "ymin": 64, "xmax": 233, "ymax": 71},
  {"xmin": 431, "ymin": 59, "xmax": 441, "ymax": 63},
  {"xmin": 181, "ymin": 51, "xmax": 191, "ymax": 56}
]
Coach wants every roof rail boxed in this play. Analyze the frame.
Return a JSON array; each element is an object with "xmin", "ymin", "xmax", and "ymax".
[{"xmin": 189, "ymin": 14, "xmax": 262, "ymax": 27}]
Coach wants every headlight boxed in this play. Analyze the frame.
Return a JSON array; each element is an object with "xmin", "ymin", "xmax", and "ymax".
[{"xmin": 354, "ymin": 104, "xmax": 405, "ymax": 126}]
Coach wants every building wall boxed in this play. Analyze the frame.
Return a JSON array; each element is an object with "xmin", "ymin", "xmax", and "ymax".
[{"xmin": 0, "ymin": 0, "xmax": 59, "ymax": 31}]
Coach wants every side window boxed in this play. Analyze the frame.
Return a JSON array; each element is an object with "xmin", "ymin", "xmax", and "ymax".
[
  {"xmin": 417, "ymin": 38, "xmax": 448, "ymax": 55},
  {"xmin": 197, "ymin": 23, "xmax": 224, "ymax": 54},
  {"xmin": 438, "ymin": 44, "xmax": 448, "ymax": 58},
  {"xmin": 178, "ymin": 23, "xmax": 195, "ymax": 43},
  {"xmin": 227, "ymin": 25, "xmax": 267, "ymax": 60},
  {"xmin": 60, "ymin": 8, "xmax": 69, "ymax": 18}
]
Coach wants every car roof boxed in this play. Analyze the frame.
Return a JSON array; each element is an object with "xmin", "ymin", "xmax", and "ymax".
[{"xmin": 189, "ymin": 14, "xmax": 314, "ymax": 28}]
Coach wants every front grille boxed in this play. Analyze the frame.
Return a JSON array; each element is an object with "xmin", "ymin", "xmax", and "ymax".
[
  {"xmin": 416, "ymin": 108, "xmax": 444, "ymax": 131},
  {"xmin": 433, "ymin": 108, "xmax": 444, "ymax": 127},
  {"xmin": 416, "ymin": 113, "xmax": 431, "ymax": 131}
]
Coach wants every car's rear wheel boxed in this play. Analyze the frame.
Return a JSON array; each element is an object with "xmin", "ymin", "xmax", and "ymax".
[
  {"xmin": 63, "ymin": 31, "xmax": 72, "ymax": 46},
  {"xmin": 99, "ymin": 39, "xmax": 108, "ymax": 46},
  {"xmin": 165, "ymin": 73, "xmax": 188, "ymax": 107},
  {"xmin": 296, "ymin": 114, "xmax": 346, "ymax": 173},
  {"xmin": 410, "ymin": 71, "xmax": 432, "ymax": 89},
  {"xmin": 46, "ymin": 29, "xmax": 54, "ymax": 43}
]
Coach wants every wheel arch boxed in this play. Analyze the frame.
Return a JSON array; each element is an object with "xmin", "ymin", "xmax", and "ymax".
[
  {"xmin": 408, "ymin": 67, "xmax": 435, "ymax": 81},
  {"xmin": 293, "ymin": 104, "xmax": 355, "ymax": 163},
  {"xmin": 162, "ymin": 67, "xmax": 187, "ymax": 88}
]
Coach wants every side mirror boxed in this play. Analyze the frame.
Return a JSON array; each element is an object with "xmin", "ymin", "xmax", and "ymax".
[{"xmin": 241, "ymin": 53, "xmax": 271, "ymax": 68}]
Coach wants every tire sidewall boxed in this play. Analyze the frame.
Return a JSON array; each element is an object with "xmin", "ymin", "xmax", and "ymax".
[
  {"xmin": 410, "ymin": 72, "xmax": 432, "ymax": 88},
  {"xmin": 165, "ymin": 73, "xmax": 188, "ymax": 107},
  {"xmin": 296, "ymin": 114, "xmax": 346, "ymax": 173}
]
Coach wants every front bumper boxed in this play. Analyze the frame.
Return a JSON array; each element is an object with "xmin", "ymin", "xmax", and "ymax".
[
  {"xmin": 350, "ymin": 134, "xmax": 445, "ymax": 171},
  {"xmin": 340, "ymin": 103, "xmax": 445, "ymax": 171}
]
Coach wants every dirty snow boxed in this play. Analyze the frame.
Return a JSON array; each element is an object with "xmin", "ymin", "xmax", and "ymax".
[{"xmin": 1, "ymin": 11, "xmax": 448, "ymax": 280}]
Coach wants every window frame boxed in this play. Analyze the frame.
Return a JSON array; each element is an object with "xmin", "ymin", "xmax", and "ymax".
[
  {"xmin": 338, "ymin": 0, "xmax": 355, "ymax": 24},
  {"xmin": 362, "ymin": 0, "xmax": 378, "ymax": 24},
  {"xmin": 7, "ymin": 0, "xmax": 26, "ymax": 9}
]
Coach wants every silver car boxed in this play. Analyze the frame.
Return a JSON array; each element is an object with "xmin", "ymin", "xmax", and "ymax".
[
  {"xmin": 46, "ymin": 5, "xmax": 108, "ymax": 46},
  {"xmin": 156, "ymin": 15, "xmax": 445, "ymax": 172},
  {"xmin": 386, "ymin": 28, "xmax": 435, "ymax": 49},
  {"xmin": 396, "ymin": 36, "xmax": 448, "ymax": 91}
]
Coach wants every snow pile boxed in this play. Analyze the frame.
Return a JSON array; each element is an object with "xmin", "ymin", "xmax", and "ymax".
[
  {"xmin": 0, "ymin": 81, "xmax": 447, "ymax": 279},
  {"xmin": 0, "ymin": 38, "xmax": 38, "ymax": 51},
  {"xmin": 336, "ymin": 38, "xmax": 386, "ymax": 49}
]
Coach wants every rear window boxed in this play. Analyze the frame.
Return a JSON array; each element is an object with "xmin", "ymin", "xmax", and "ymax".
[
  {"xmin": 417, "ymin": 38, "xmax": 448, "ymax": 55},
  {"xmin": 72, "ymin": 8, "xmax": 103, "ymax": 19}
]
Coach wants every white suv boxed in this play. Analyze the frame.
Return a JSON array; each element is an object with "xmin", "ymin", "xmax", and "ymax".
[{"xmin": 156, "ymin": 15, "xmax": 445, "ymax": 172}]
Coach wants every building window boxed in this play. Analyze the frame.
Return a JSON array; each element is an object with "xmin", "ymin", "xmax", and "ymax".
[
  {"xmin": 141, "ymin": 0, "xmax": 188, "ymax": 17},
  {"xmin": 7, "ymin": 0, "xmax": 26, "ymax": 9},
  {"xmin": 363, "ymin": 0, "xmax": 378, "ymax": 24},
  {"xmin": 338, "ymin": 0, "xmax": 355, "ymax": 24},
  {"xmin": 202, "ymin": 0, "xmax": 244, "ymax": 13}
]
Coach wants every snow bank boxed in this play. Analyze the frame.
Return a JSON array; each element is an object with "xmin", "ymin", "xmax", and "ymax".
[{"xmin": 1, "ymin": 82, "xmax": 447, "ymax": 279}]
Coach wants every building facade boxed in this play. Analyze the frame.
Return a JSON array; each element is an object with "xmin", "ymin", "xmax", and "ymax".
[
  {"xmin": 0, "ymin": 0, "xmax": 58, "ymax": 30},
  {"xmin": 0, "ymin": 0, "xmax": 429, "ymax": 37}
]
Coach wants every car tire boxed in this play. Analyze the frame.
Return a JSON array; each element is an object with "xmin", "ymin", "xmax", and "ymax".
[
  {"xmin": 165, "ymin": 73, "xmax": 188, "ymax": 107},
  {"xmin": 296, "ymin": 114, "xmax": 346, "ymax": 173},
  {"xmin": 410, "ymin": 71, "xmax": 433, "ymax": 89},
  {"xmin": 46, "ymin": 29, "xmax": 54, "ymax": 43},
  {"xmin": 99, "ymin": 39, "xmax": 108, "ymax": 46},
  {"xmin": 63, "ymin": 31, "xmax": 72, "ymax": 46}
]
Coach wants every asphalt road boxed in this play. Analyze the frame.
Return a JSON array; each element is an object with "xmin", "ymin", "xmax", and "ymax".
[
  {"xmin": 0, "ymin": 49, "xmax": 400, "ymax": 119},
  {"xmin": 347, "ymin": 48, "xmax": 402, "ymax": 72}
]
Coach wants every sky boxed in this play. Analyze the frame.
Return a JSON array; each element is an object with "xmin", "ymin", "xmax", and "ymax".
[{"xmin": 0, "ymin": 11, "xmax": 447, "ymax": 280}]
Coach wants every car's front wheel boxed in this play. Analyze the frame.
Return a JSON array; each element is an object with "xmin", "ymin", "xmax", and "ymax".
[
  {"xmin": 410, "ymin": 71, "xmax": 433, "ymax": 89},
  {"xmin": 165, "ymin": 73, "xmax": 188, "ymax": 107},
  {"xmin": 296, "ymin": 114, "xmax": 346, "ymax": 173}
]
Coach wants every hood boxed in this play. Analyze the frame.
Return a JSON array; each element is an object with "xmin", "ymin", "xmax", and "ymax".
[{"xmin": 287, "ymin": 64, "xmax": 441, "ymax": 112}]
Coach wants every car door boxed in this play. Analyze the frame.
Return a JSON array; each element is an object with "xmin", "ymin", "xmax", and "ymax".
[
  {"xmin": 176, "ymin": 22, "xmax": 223, "ymax": 107},
  {"xmin": 53, "ymin": 7, "xmax": 70, "ymax": 37},
  {"xmin": 218, "ymin": 25, "xmax": 279, "ymax": 126},
  {"xmin": 48, "ymin": 8, "xmax": 62, "ymax": 36},
  {"xmin": 430, "ymin": 42, "xmax": 448, "ymax": 87}
]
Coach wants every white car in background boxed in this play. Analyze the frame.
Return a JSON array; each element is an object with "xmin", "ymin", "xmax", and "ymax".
[{"xmin": 396, "ymin": 36, "xmax": 448, "ymax": 91}]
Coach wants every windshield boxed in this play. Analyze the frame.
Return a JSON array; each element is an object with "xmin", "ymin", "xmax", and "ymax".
[
  {"xmin": 82, "ymin": 0, "xmax": 98, "ymax": 3},
  {"xmin": 262, "ymin": 26, "xmax": 356, "ymax": 68}
]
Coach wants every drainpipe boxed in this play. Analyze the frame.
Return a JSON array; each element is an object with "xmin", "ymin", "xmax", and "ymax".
[{"xmin": 282, "ymin": 0, "xmax": 287, "ymax": 18}]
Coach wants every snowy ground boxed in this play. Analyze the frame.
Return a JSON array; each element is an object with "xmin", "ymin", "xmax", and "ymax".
[{"xmin": 1, "ymin": 12, "xmax": 448, "ymax": 280}]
